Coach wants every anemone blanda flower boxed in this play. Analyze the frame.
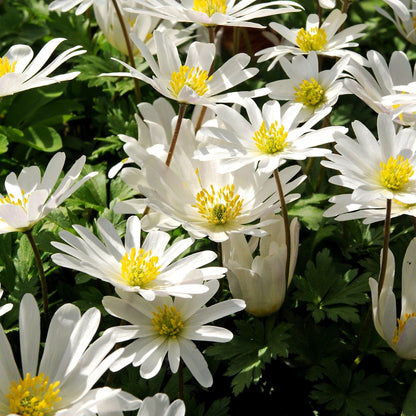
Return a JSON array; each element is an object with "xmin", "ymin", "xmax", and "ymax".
[
  {"xmin": 0, "ymin": 38, "xmax": 85, "ymax": 97},
  {"xmin": 344, "ymin": 50, "xmax": 416, "ymax": 126},
  {"xmin": 49, "ymin": 0, "xmax": 94, "ymax": 14},
  {"xmin": 0, "ymin": 152, "xmax": 96, "ymax": 234},
  {"xmin": 126, "ymin": 0, "xmax": 302, "ymax": 29},
  {"xmin": 0, "ymin": 293, "xmax": 140, "ymax": 416},
  {"xmin": 319, "ymin": 0, "xmax": 336, "ymax": 9},
  {"xmin": 52, "ymin": 216, "xmax": 225, "ymax": 300},
  {"xmin": 195, "ymin": 98, "xmax": 347, "ymax": 173},
  {"xmin": 137, "ymin": 394, "xmax": 184, "ymax": 416},
  {"xmin": 101, "ymin": 30, "xmax": 267, "ymax": 106},
  {"xmin": 256, "ymin": 9, "xmax": 366, "ymax": 70},
  {"xmin": 0, "ymin": 285, "xmax": 12, "ymax": 317},
  {"xmin": 322, "ymin": 113, "xmax": 416, "ymax": 205},
  {"xmin": 370, "ymin": 237, "xmax": 416, "ymax": 359},
  {"xmin": 103, "ymin": 279, "xmax": 245, "ymax": 387},
  {"xmin": 266, "ymin": 52, "xmax": 350, "ymax": 122}
]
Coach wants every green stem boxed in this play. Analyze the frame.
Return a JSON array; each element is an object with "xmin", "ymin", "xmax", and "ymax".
[
  {"xmin": 25, "ymin": 229, "xmax": 49, "ymax": 319},
  {"xmin": 378, "ymin": 199, "xmax": 392, "ymax": 297}
]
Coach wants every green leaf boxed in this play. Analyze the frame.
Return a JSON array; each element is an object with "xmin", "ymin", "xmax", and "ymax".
[
  {"xmin": 402, "ymin": 376, "xmax": 416, "ymax": 416},
  {"xmin": 0, "ymin": 134, "xmax": 8, "ymax": 154},
  {"xmin": 289, "ymin": 194, "xmax": 330, "ymax": 230},
  {"xmin": 21, "ymin": 126, "xmax": 63, "ymax": 152}
]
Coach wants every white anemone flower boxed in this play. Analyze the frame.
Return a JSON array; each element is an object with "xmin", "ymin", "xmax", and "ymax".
[
  {"xmin": 266, "ymin": 52, "xmax": 350, "ymax": 122},
  {"xmin": 0, "ymin": 285, "xmax": 12, "ymax": 317},
  {"xmin": 103, "ymin": 279, "xmax": 245, "ymax": 387},
  {"xmin": 0, "ymin": 293, "xmax": 141, "ymax": 416},
  {"xmin": 195, "ymin": 98, "xmax": 347, "ymax": 173},
  {"xmin": 344, "ymin": 50, "xmax": 416, "ymax": 126},
  {"xmin": 256, "ymin": 9, "xmax": 366, "ymax": 70},
  {"xmin": 319, "ymin": 0, "xmax": 336, "ymax": 9},
  {"xmin": 322, "ymin": 113, "xmax": 416, "ymax": 205},
  {"xmin": 222, "ymin": 214, "xmax": 299, "ymax": 317},
  {"xmin": 52, "ymin": 215, "xmax": 225, "ymax": 301},
  {"xmin": 126, "ymin": 0, "xmax": 302, "ymax": 29},
  {"xmin": 0, "ymin": 152, "xmax": 97, "ymax": 234},
  {"xmin": 376, "ymin": 0, "xmax": 416, "ymax": 45},
  {"xmin": 370, "ymin": 237, "xmax": 416, "ymax": 359},
  {"xmin": 101, "ymin": 30, "xmax": 267, "ymax": 105},
  {"xmin": 137, "ymin": 393, "xmax": 185, "ymax": 416},
  {"xmin": 49, "ymin": 0, "xmax": 94, "ymax": 14},
  {"xmin": 0, "ymin": 38, "xmax": 85, "ymax": 97},
  {"xmin": 123, "ymin": 147, "xmax": 305, "ymax": 242}
]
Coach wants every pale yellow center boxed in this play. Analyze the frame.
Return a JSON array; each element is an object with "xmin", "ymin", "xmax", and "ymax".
[
  {"xmin": 0, "ymin": 56, "xmax": 16, "ymax": 78},
  {"xmin": 120, "ymin": 247, "xmax": 161, "ymax": 287},
  {"xmin": 253, "ymin": 120, "xmax": 288, "ymax": 154},
  {"xmin": 152, "ymin": 305, "xmax": 184, "ymax": 338},
  {"xmin": 192, "ymin": 0, "xmax": 227, "ymax": 16},
  {"xmin": 294, "ymin": 77, "xmax": 325, "ymax": 107},
  {"xmin": 393, "ymin": 313, "xmax": 416, "ymax": 344},
  {"xmin": 0, "ymin": 190, "xmax": 28, "ymax": 221},
  {"xmin": 169, "ymin": 65, "xmax": 212, "ymax": 99},
  {"xmin": 380, "ymin": 155, "xmax": 414, "ymax": 191},
  {"xmin": 296, "ymin": 27, "xmax": 327, "ymax": 52},
  {"xmin": 7, "ymin": 373, "xmax": 61, "ymax": 416}
]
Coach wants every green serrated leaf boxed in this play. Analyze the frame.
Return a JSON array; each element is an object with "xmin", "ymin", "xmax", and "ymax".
[{"xmin": 19, "ymin": 126, "xmax": 63, "ymax": 152}]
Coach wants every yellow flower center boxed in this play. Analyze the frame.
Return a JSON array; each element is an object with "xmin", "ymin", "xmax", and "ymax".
[
  {"xmin": 169, "ymin": 65, "xmax": 212, "ymax": 100},
  {"xmin": 0, "ymin": 190, "xmax": 28, "ymax": 210},
  {"xmin": 192, "ymin": 0, "xmax": 227, "ymax": 17},
  {"xmin": 7, "ymin": 373, "xmax": 61, "ymax": 416},
  {"xmin": 393, "ymin": 313, "xmax": 416, "ymax": 345},
  {"xmin": 413, "ymin": 16, "xmax": 416, "ymax": 29},
  {"xmin": 294, "ymin": 77, "xmax": 325, "ymax": 107},
  {"xmin": 0, "ymin": 56, "xmax": 16, "ymax": 78},
  {"xmin": 380, "ymin": 155, "xmax": 414, "ymax": 191},
  {"xmin": 120, "ymin": 247, "xmax": 161, "ymax": 287},
  {"xmin": 152, "ymin": 305, "xmax": 184, "ymax": 338},
  {"xmin": 296, "ymin": 27, "xmax": 327, "ymax": 52},
  {"xmin": 253, "ymin": 120, "xmax": 288, "ymax": 154}
]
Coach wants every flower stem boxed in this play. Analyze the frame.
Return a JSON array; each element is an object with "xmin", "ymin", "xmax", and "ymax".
[
  {"xmin": 25, "ymin": 229, "xmax": 49, "ymax": 319},
  {"xmin": 273, "ymin": 168, "xmax": 291, "ymax": 287},
  {"xmin": 165, "ymin": 103, "xmax": 187, "ymax": 167},
  {"xmin": 378, "ymin": 199, "xmax": 392, "ymax": 297},
  {"xmin": 111, "ymin": 0, "xmax": 141, "ymax": 103}
]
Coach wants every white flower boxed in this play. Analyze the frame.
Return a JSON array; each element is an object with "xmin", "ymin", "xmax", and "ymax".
[
  {"xmin": 0, "ymin": 293, "xmax": 141, "ymax": 416},
  {"xmin": 103, "ymin": 279, "xmax": 245, "ymax": 387},
  {"xmin": 124, "ymin": 148, "xmax": 305, "ymax": 242},
  {"xmin": 319, "ymin": 0, "xmax": 336, "ymax": 9},
  {"xmin": 137, "ymin": 393, "xmax": 185, "ymax": 416},
  {"xmin": 266, "ymin": 52, "xmax": 350, "ymax": 122},
  {"xmin": 322, "ymin": 113, "xmax": 416, "ymax": 205},
  {"xmin": 222, "ymin": 214, "xmax": 299, "ymax": 317},
  {"xmin": 344, "ymin": 50, "xmax": 416, "ymax": 126},
  {"xmin": 52, "ymin": 216, "xmax": 225, "ymax": 300},
  {"xmin": 0, "ymin": 38, "xmax": 85, "ymax": 97},
  {"xmin": 0, "ymin": 285, "xmax": 12, "ymax": 317},
  {"xmin": 0, "ymin": 152, "xmax": 97, "ymax": 234},
  {"xmin": 376, "ymin": 0, "xmax": 416, "ymax": 45},
  {"xmin": 195, "ymin": 98, "xmax": 346, "ymax": 173},
  {"xmin": 126, "ymin": 0, "xmax": 302, "ymax": 29},
  {"xmin": 49, "ymin": 0, "xmax": 94, "ymax": 14},
  {"xmin": 369, "ymin": 237, "xmax": 416, "ymax": 359},
  {"xmin": 101, "ymin": 30, "xmax": 267, "ymax": 105},
  {"xmin": 256, "ymin": 9, "xmax": 366, "ymax": 70}
]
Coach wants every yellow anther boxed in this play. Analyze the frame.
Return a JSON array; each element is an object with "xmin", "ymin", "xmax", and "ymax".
[
  {"xmin": 169, "ymin": 65, "xmax": 212, "ymax": 99},
  {"xmin": 294, "ymin": 77, "xmax": 325, "ymax": 107},
  {"xmin": 380, "ymin": 155, "xmax": 414, "ymax": 191},
  {"xmin": 393, "ymin": 313, "xmax": 416, "ymax": 344},
  {"xmin": 192, "ymin": 0, "xmax": 227, "ymax": 17},
  {"xmin": 0, "ymin": 56, "xmax": 16, "ymax": 78},
  {"xmin": 253, "ymin": 120, "xmax": 288, "ymax": 154},
  {"xmin": 296, "ymin": 27, "xmax": 327, "ymax": 52},
  {"xmin": 152, "ymin": 305, "xmax": 184, "ymax": 338}
]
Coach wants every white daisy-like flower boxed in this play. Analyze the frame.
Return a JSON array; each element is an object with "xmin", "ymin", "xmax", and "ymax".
[
  {"xmin": 103, "ymin": 279, "xmax": 245, "ymax": 387},
  {"xmin": 137, "ymin": 393, "xmax": 185, "ymax": 416},
  {"xmin": 256, "ymin": 9, "xmax": 366, "ymax": 70},
  {"xmin": 123, "ymin": 147, "xmax": 305, "ymax": 242},
  {"xmin": 0, "ymin": 285, "xmax": 12, "ymax": 317},
  {"xmin": 0, "ymin": 293, "xmax": 141, "ymax": 416},
  {"xmin": 0, "ymin": 152, "xmax": 97, "ymax": 234},
  {"xmin": 101, "ymin": 30, "xmax": 268, "ymax": 105},
  {"xmin": 376, "ymin": 0, "xmax": 416, "ymax": 45},
  {"xmin": 0, "ymin": 38, "xmax": 85, "ymax": 97},
  {"xmin": 52, "ymin": 215, "xmax": 225, "ymax": 300},
  {"xmin": 319, "ymin": 0, "xmax": 336, "ymax": 9},
  {"xmin": 195, "ymin": 98, "xmax": 347, "ymax": 173},
  {"xmin": 370, "ymin": 237, "xmax": 416, "ymax": 359},
  {"xmin": 344, "ymin": 50, "xmax": 416, "ymax": 126},
  {"xmin": 322, "ymin": 113, "xmax": 416, "ymax": 205},
  {"xmin": 126, "ymin": 0, "xmax": 302, "ymax": 29},
  {"xmin": 266, "ymin": 52, "xmax": 350, "ymax": 122},
  {"xmin": 49, "ymin": 0, "xmax": 94, "ymax": 14}
]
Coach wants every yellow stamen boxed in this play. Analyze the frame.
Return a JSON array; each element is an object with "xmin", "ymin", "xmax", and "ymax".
[
  {"xmin": 0, "ymin": 56, "xmax": 16, "ymax": 78},
  {"xmin": 294, "ymin": 77, "xmax": 325, "ymax": 107},
  {"xmin": 0, "ymin": 189, "xmax": 28, "ymax": 211},
  {"xmin": 120, "ymin": 247, "xmax": 161, "ymax": 287},
  {"xmin": 296, "ymin": 27, "xmax": 327, "ymax": 52},
  {"xmin": 253, "ymin": 120, "xmax": 288, "ymax": 154},
  {"xmin": 393, "ymin": 313, "xmax": 416, "ymax": 344},
  {"xmin": 380, "ymin": 155, "xmax": 414, "ymax": 191},
  {"xmin": 152, "ymin": 305, "xmax": 184, "ymax": 338},
  {"xmin": 192, "ymin": 0, "xmax": 227, "ymax": 17},
  {"xmin": 169, "ymin": 65, "xmax": 212, "ymax": 99},
  {"xmin": 7, "ymin": 373, "xmax": 61, "ymax": 416}
]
